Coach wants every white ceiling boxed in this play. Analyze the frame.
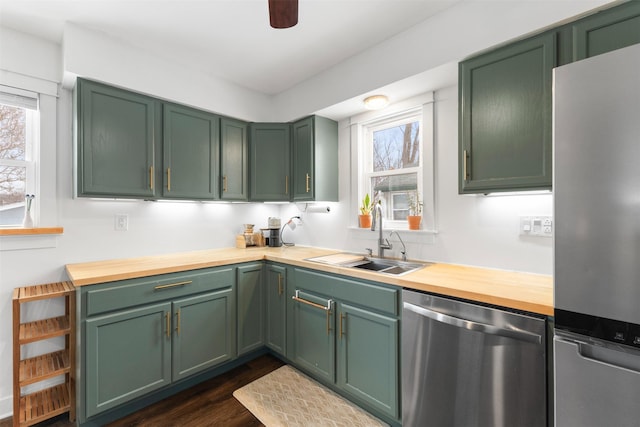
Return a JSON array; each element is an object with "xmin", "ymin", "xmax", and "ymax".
[{"xmin": 0, "ymin": 0, "xmax": 459, "ymax": 96}]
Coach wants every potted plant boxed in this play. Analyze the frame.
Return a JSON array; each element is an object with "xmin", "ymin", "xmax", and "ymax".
[
  {"xmin": 359, "ymin": 193, "xmax": 373, "ymax": 228},
  {"xmin": 407, "ymin": 192, "xmax": 423, "ymax": 230}
]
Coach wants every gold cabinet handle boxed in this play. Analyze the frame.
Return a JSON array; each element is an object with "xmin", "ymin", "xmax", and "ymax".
[
  {"xmin": 149, "ymin": 166, "xmax": 154, "ymax": 190},
  {"xmin": 285, "ymin": 175, "xmax": 289, "ymax": 194},
  {"xmin": 340, "ymin": 313, "xmax": 346, "ymax": 339},
  {"xmin": 292, "ymin": 290, "xmax": 333, "ymax": 335},
  {"xmin": 306, "ymin": 173, "xmax": 310, "ymax": 193},
  {"xmin": 165, "ymin": 312, "xmax": 170, "ymax": 338},
  {"xmin": 463, "ymin": 150, "xmax": 470, "ymax": 181},
  {"xmin": 167, "ymin": 167, "xmax": 171, "ymax": 192},
  {"xmin": 277, "ymin": 274, "xmax": 283, "ymax": 296},
  {"xmin": 175, "ymin": 309, "xmax": 180, "ymax": 335},
  {"xmin": 223, "ymin": 175, "xmax": 228, "ymax": 192},
  {"xmin": 154, "ymin": 280, "xmax": 192, "ymax": 291}
]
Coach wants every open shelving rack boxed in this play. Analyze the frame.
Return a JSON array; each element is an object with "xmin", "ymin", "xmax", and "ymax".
[{"xmin": 12, "ymin": 281, "xmax": 76, "ymax": 427}]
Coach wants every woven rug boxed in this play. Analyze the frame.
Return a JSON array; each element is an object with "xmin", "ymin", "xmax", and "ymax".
[{"xmin": 233, "ymin": 365, "xmax": 388, "ymax": 427}]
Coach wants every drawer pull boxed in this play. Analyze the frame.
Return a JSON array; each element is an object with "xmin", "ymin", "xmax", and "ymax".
[
  {"xmin": 292, "ymin": 290, "xmax": 333, "ymax": 335},
  {"xmin": 154, "ymin": 280, "xmax": 192, "ymax": 291},
  {"xmin": 340, "ymin": 313, "xmax": 346, "ymax": 338},
  {"xmin": 306, "ymin": 173, "xmax": 310, "ymax": 193},
  {"xmin": 175, "ymin": 309, "xmax": 181, "ymax": 335},
  {"xmin": 278, "ymin": 274, "xmax": 283, "ymax": 296}
]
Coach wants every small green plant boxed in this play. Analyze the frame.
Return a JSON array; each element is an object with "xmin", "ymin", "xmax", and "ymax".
[
  {"xmin": 360, "ymin": 193, "xmax": 373, "ymax": 215},
  {"xmin": 409, "ymin": 192, "xmax": 423, "ymax": 216}
]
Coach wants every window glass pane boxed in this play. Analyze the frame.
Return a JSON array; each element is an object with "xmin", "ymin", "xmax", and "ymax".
[
  {"xmin": 371, "ymin": 173, "xmax": 417, "ymax": 221},
  {"xmin": 0, "ymin": 104, "xmax": 27, "ymax": 161},
  {"xmin": 373, "ymin": 121, "xmax": 419, "ymax": 172},
  {"xmin": 0, "ymin": 165, "xmax": 26, "ymax": 225}
]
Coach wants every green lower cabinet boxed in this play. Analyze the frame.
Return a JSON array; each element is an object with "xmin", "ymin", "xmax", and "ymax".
[
  {"xmin": 265, "ymin": 264, "xmax": 287, "ymax": 356},
  {"xmin": 290, "ymin": 290, "xmax": 336, "ymax": 383},
  {"xmin": 337, "ymin": 303, "xmax": 399, "ymax": 419},
  {"xmin": 237, "ymin": 264, "xmax": 264, "ymax": 356},
  {"xmin": 172, "ymin": 290, "xmax": 235, "ymax": 381},
  {"xmin": 85, "ymin": 302, "xmax": 172, "ymax": 418}
]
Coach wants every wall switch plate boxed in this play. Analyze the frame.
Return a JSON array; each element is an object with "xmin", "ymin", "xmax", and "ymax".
[
  {"xmin": 115, "ymin": 214, "xmax": 128, "ymax": 231},
  {"xmin": 520, "ymin": 215, "xmax": 552, "ymax": 237}
]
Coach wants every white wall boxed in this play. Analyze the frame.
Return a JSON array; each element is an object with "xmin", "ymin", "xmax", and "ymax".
[{"xmin": 0, "ymin": 0, "xmax": 617, "ymax": 418}]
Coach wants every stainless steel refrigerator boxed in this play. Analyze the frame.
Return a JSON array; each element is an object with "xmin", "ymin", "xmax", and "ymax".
[{"xmin": 554, "ymin": 43, "xmax": 640, "ymax": 427}]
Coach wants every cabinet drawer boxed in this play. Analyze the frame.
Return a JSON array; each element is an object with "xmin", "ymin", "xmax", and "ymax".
[
  {"xmin": 294, "ymin": 269, "xmax": 399, "ymax": 316},
  {"xmin": 84, "ymin": 267, "xmax": 234, "ymax": 316}
]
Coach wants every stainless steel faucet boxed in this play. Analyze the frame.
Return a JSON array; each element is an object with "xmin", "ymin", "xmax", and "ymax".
[
  {"xmin": 371, "ymin": 201, "xmax": 392, "ymax": 257},
  {"xmin": 388, "ymin": 230, "xmax": 407, "ymax": 261}
]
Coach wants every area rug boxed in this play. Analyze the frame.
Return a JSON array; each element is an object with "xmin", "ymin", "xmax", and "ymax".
[{"xmin": 233, "ymin": 365, "xmax": 388, "ymax": 427}]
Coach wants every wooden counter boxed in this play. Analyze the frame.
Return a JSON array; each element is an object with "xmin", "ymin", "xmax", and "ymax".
[{"xmin": 65, "ymin": 246, "xmax": 553, "ymax": 315}]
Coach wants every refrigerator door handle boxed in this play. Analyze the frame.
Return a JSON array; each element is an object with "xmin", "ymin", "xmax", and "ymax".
[
  {"xmin": 561, "ymin": 337, "xmax": 640, "ymax": 374},
  {"xmin": 403, "ymin": 302, "xmax": 542, "ymax": 344}
]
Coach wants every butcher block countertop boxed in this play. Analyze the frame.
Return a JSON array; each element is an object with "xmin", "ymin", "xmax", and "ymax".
[{"xmin": 65, "ymin": 246, "xmax": 553, "ymax": 316}]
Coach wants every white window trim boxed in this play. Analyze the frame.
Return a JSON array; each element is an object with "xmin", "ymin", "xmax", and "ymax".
[
  {"xmin": 0, "ymin": 72, "xmax": 58, "ymax": 233},
  {"xmin": 350, "ymin": 92, "xmax": 437, "ymax": 233}
]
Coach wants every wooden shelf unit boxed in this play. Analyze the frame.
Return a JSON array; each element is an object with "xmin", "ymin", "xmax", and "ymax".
[{"xmin": 12, "ymin": 281, "xmax": 76, "ymax": 427}]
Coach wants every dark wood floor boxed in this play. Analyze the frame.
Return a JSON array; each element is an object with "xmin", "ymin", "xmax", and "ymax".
[{"xmin": 1, "ymin": 354, "xmax": 284, "ymax": 427}]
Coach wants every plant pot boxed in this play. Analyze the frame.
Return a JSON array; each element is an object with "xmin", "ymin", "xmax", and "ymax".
[
  {"xmin": 407, "ymin": 215, "xmax": 422, "ymax": 230},
  {"xmin": 358, "ymin": 214, "xmax": 372, "ymax": 228}
]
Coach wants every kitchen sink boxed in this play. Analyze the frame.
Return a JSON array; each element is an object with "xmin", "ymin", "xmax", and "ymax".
[{"xmin": 306, "ymin": 253, "xmax": 429, "ymax": 276}]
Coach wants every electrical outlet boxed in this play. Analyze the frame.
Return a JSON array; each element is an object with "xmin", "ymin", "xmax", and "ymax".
[
  {"xmin": 115, "ymin": 214, "xmax": 128, "ymax": 231},
  {"xmin": 520, "ymin": 215, "xmax": 552, "ymax": 237}
]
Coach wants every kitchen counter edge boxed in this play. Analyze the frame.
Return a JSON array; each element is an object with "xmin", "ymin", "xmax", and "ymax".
[{"xmin": 65, "ymin": 246, "xmax": 553, "ymax": 316}]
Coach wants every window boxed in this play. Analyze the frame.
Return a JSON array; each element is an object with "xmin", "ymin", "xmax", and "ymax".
[
  {"xmin": 362, "ymin": 110, "xmax": 422, "ymax": 225},
  {"xmin": 0, "ymin": 88, "xmax": 38, "ymax": 226}
]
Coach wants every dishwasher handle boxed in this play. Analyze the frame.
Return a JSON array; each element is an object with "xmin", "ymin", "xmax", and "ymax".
[{"xmin": 403, "ymin": 301, "xmax": 542, "ymax": 344}]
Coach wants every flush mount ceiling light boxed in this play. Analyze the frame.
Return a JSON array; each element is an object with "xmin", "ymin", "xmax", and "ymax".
[{"xmin": 363, "ymin": 95, "xmax": 389, "ymax": 110}]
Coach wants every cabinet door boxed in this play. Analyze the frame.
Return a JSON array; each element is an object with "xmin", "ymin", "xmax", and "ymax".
[
  {"xmin": 459, "ymin": 32, "xmax": 555, "ymax": 193},
  {"xmin": 292, "ymin": 116, "xmax": 339, "ymax": 202},
  {"xmin": 76, "ymin": 79, "xmax": 156, "ymax": 198},
  {"xmin": 292, "ymin": 117, "xmax": 314, "ymax": 201},
  {"xmin": 265, "ymin": 264, "xmax": 286, "ymax": 356},
  {"xmin": 237, "ymin": 264, "xmax": 264, "ymax": 356},
  {"xmin": 163, "ymin": 104, "xmax": 219, "ymax": 199},
  {"xmin": 172, "ymin": 289, "xmax": 235, "ymax": 381},
  {"xmin": 249, "ymin": 123, "xmax": 290, "ymax": 201},
  {"xmin": 85, "ymin": 302, "xmax": 171, "ymax": 417},
  {"xmin": 291, "ymin": 290, "xmax": 335, "ymax": 383},
  {"xmin": 337, "ymin": 303, "xmax": 399, "ymax": 419},
  {"xmin": 220, "ymin": 117, "xmax": 248, "ymax": 200},
  {"xmin": 573, "ymin": 1, "xmax": 640, "ymax": 61}
]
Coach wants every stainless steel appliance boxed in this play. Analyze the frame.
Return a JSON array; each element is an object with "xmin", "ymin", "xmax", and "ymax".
[
  {"xmin": 553, "ymin": 43, "xmax": 640, "ymax": 427},
  {"xmin": 402, "ymin": 289, "xmax": 547, "ymax": 427}
]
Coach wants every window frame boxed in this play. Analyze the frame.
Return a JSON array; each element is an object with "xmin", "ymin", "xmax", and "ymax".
[
  {"xmin": 0, "ymin": 91, "xmax": 39, "ymax": 227},
  {"xmin": 351, "ymin": 92, "xmax": 435, "ymax": 232},
  {"xmin": 360, "ymin": 109, "xmax": 423, "ymax": 229}
]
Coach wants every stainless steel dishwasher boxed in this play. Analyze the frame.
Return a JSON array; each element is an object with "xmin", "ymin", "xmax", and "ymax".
[{"xmin": 402, "ymin": 289, "xmax": 547, "ymax": 427}]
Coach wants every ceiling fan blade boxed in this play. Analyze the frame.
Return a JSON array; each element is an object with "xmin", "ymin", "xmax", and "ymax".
[{"xmin": 269, "ymin": 0, "xmax": 298, "ymax": 29}]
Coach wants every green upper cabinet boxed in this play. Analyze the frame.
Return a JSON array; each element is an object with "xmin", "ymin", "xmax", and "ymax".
[
  {"xmin": 459, "ymin": 32, "xmax": 556, "ymax": 194},
  {"xmin": 76, "ymin": 78, "xmax": 158, "ymax": 198},
  {"xmin": 291, "ymin": 116, "xmax": 339, "ymax": 202},
  {"xmin": 236, "ymin": 263, "xmax": 264, "ymax": 356},
  {"xmin": 220, "ymin": 117, "xmax": 249, "ymax": 201},
  {"xmin": 163, "ymin": 104, "xmax": 219, "ymax": 200},
  {"xmin": 249, "ymin": 123, "xmax": 291, "ymax": 201},
  {"xmin": 573, "ymin": 1, "xmax": 640, "ymax": 61}
]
